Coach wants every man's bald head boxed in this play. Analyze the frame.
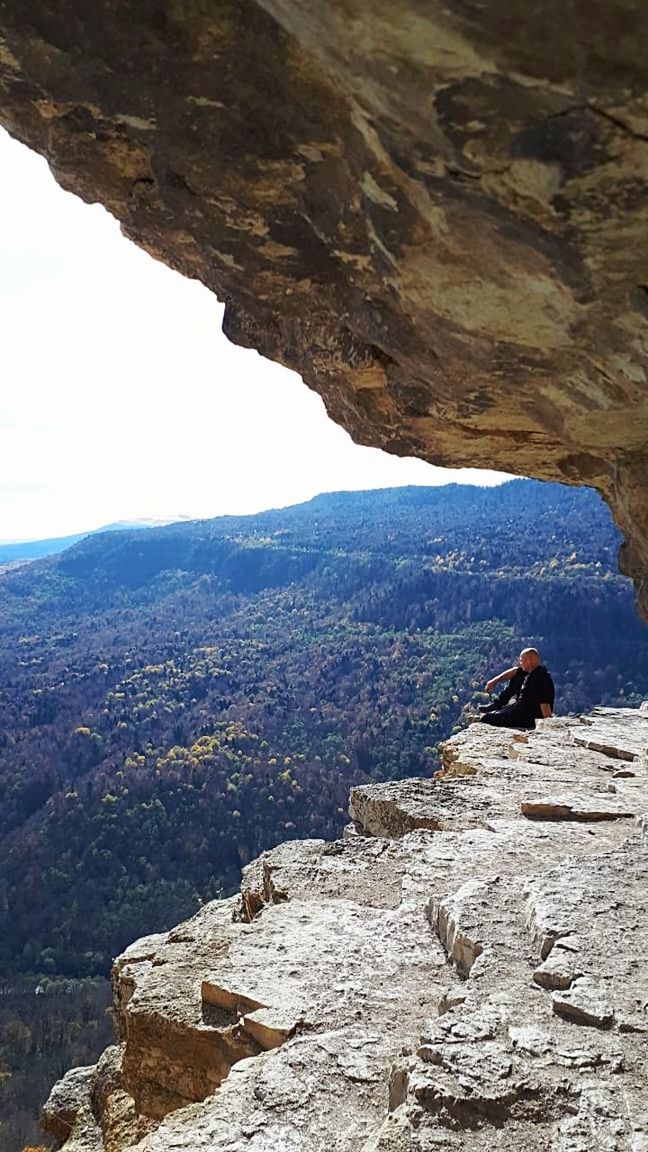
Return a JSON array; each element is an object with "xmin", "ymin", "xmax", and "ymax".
[{"xmin": 519, "ymin": 648, "xmax": 541, "ymax": 672}]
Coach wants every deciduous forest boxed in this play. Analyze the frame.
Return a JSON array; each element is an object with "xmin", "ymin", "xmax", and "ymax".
[{"xmin": 0, "ymin": 481, "xmax": 647, "ymax": 1149}]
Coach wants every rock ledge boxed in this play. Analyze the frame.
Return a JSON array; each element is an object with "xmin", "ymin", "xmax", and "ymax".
[{"xmin": 45, "ymin": 706, "xmax": 648, "ymax": 1151}]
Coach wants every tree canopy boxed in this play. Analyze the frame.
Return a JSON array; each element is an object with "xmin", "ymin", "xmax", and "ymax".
[{"xmin": 0, "ymin": 480, "xmax": 645, "ymax": 980}]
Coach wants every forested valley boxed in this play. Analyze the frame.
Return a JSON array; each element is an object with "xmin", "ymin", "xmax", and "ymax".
[{"xmin": 1, "ymin": 480, "xmax": 647, "ymax": 1150}]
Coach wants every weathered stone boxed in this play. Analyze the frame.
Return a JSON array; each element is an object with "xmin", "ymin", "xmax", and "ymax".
[
  {"xmin": 90, "ymin": 1046, "xmax": 155, "ymax": 1152},
  {"xmin": 0, "ymin": 5, "xmax": 647, "ymax": 610},
  {"xmin": 44, "ymin": 705, "xmax": 648, "ymax": 1151},
  {"xmin": 112, "ymin": 899, "xmax": 265, "ymax": 1119},
  {"xmin": 552, "ymin": 979, "xmax": 615, "ymax": 1029},
  {"xmin": 533, "ymin": 938, "xmax": 583, "ymax": 990},
  {"xmin": 42, "ymin": 1064, "xmax": 95, "ymax": 1145},
  {"xmin": 441, "ymin": 715, "xmax": 638, "ymax": 782},
  {"xmin": 349, "ymin": 777, "xmax": 510, "ymax": 837},
  {"xmin": 567, "ymin": 707, "xmax": 648, "ymax": 762},
  {"xmin": 554, "ymin": 1082, "xmax": 645, "ymax": 1152},
  {"xmin": 55, "ymin": 1108, "xmax": 103, "ymax": 1152},
  {"xmin": 520, "ymin": 794, "xmax": 637, "ymax": 821},
  {"xmin": 240, "ymin": 835, "xmax": 406, "ymax": 919}
]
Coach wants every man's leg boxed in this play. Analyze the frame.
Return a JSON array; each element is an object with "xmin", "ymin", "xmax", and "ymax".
[{"xmin": 479, "ymin": 704, "xmax": 532, "ymax": 729}]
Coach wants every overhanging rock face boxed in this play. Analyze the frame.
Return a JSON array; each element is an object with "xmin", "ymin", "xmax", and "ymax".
[
  {"xmin": 0, "ymin": 2, "xmax": 647, "ymax": 611},
  {"xmin": 44, "ymin": 706, "xmax": 648, "ymax": 1151}
]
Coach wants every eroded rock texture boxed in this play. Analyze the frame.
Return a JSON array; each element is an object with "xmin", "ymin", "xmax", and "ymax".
[
  {"xmin": 0, "ymin": 4, "xmax": 647, "ymax": 610},
  {"xmin": 44, "ymin": 706, "xmax": 648, "ymax": 1151}
]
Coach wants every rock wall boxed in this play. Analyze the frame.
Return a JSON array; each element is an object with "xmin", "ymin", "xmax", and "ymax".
[
  {"xmin": 44, "ymin": 705, "xmax": 648, "ymax": 1151},
  {"xmin": 0, "ymin": 4, "xmax": 647, "ymax": 613}
]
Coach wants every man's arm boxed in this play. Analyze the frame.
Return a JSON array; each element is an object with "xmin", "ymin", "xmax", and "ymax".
[
  {"xmin": 485, "ymin": 665, "xmax": 519, "ymax": 693},
  {"xmin": 540, "ymin": 702, "xmax": 553, "ymax": 719}
]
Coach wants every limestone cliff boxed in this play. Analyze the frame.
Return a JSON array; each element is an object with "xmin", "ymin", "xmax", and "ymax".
[
  {"xmin": 0, "ymin": 4, "xmax": 647, "ymax": 614},
  {"xmin": 44, "ymin": 705, "xmax": 648, "ymax": 1151}
]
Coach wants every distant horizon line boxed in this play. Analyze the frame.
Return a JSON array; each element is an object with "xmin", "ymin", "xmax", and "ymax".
[{"xmin": 0, "ymin": 477, "xmax": 534, "ymax": 545}]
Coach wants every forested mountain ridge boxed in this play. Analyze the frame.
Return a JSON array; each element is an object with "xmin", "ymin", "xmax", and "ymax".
[
  {"xmin": 0, "ymin": 480, "xmax": 621, "ymax": 600},
  {"xmin": 0, "ymin": 517, "xmax": 183, "ymax": 567},
  {"xmin": 0, "ymin": 480, "xmax": 646, "ymax": 982}
]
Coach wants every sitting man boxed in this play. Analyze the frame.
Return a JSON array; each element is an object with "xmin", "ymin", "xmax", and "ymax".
[{"xmin": 478, "ymin": 648, "xmax": 554, "ymax": 729}]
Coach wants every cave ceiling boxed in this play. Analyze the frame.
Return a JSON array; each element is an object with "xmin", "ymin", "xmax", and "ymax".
[{"xmin": 0, "ymin": 1, "xmax": 647, "ymax": 613}]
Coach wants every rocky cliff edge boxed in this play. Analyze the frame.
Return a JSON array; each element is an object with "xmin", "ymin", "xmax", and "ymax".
[{"xmin": 43, "ymin": 705, "xmax": 648, "ymax": 1151}]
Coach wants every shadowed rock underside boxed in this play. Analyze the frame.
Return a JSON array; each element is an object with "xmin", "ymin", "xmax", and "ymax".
[
  {"xmin": 0, "ymin": 3, "xmax": 647, "ymax": 612},
  {"xmin": 43, "ymin": 705, "xmax": 648, "ymax": 1151}
]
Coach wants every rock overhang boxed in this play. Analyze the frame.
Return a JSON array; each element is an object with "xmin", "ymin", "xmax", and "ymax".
[{"xmin": 0, "ymin": 2, "xmax": 647, "ymax": 613}]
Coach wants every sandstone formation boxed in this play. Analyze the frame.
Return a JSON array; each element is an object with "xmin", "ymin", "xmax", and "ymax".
[
  {"xmin": 0, "ymin": 4, "xmax": 647, "ymax": 612},
  {"xmin": 44, "ymin": 705, "xmax": 648, "ymax": 1151}
]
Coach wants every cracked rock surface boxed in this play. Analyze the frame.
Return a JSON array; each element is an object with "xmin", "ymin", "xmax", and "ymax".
[
  {"xmin": 42, "ymin": 1065, "xmax": 96, "ymax": 1146},
  {"xmin": 0, "ymin": 3, "xmax": 647, "ymax": 612},
  {"xmin": 44, "ymin": 705, "xmax": 648, "ymax": 1151}
]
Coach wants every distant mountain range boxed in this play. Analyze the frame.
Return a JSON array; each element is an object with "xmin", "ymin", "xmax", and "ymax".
[{"xmin": 0, "ymin": 517, "xmax": 189, "ymax": 565}]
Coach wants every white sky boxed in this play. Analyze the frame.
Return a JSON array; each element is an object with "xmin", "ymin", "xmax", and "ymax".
[{"xmin": 0, "ymin": 126, "xmax": 510, "ymax": 542}]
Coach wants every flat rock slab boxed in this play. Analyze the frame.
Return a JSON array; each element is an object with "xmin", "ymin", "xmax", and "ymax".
[
  {"xmin": 552, "ymin": 979, "xmax": 615, "ymax": 1028},
  {"xmin": 240, "ymin": 836, "xmax": 406, "ymax": 919},
  {"xmin": 520, "ymin": 792, "xmax": 638, "ymax": 821},
  {"xmin": 566, "ymin": 707, "xmax": 648, "ymax": 763},
  {"xmin": 349, "ymin": 777, "xmax": 516, "ymax": 837}
]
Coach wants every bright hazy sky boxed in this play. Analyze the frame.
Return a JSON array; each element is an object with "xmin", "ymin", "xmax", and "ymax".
[{"xmin": 0, "ymin": 126, "xmax": 510, "ymax": 542}]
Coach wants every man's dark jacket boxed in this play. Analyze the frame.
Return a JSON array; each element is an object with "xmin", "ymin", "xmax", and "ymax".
[{"xmin": 481, "ymin": 665, "xmax": 555, "ymax": 729}]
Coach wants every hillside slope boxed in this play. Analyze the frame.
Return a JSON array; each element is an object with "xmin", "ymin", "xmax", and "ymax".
[
  {"xmin": 0, "ymin": 481, "xmax": 646, "ymax": 979},
  {"xmin": 0, "ymin": 518, "xmax": 181, "ymax": 566}
]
